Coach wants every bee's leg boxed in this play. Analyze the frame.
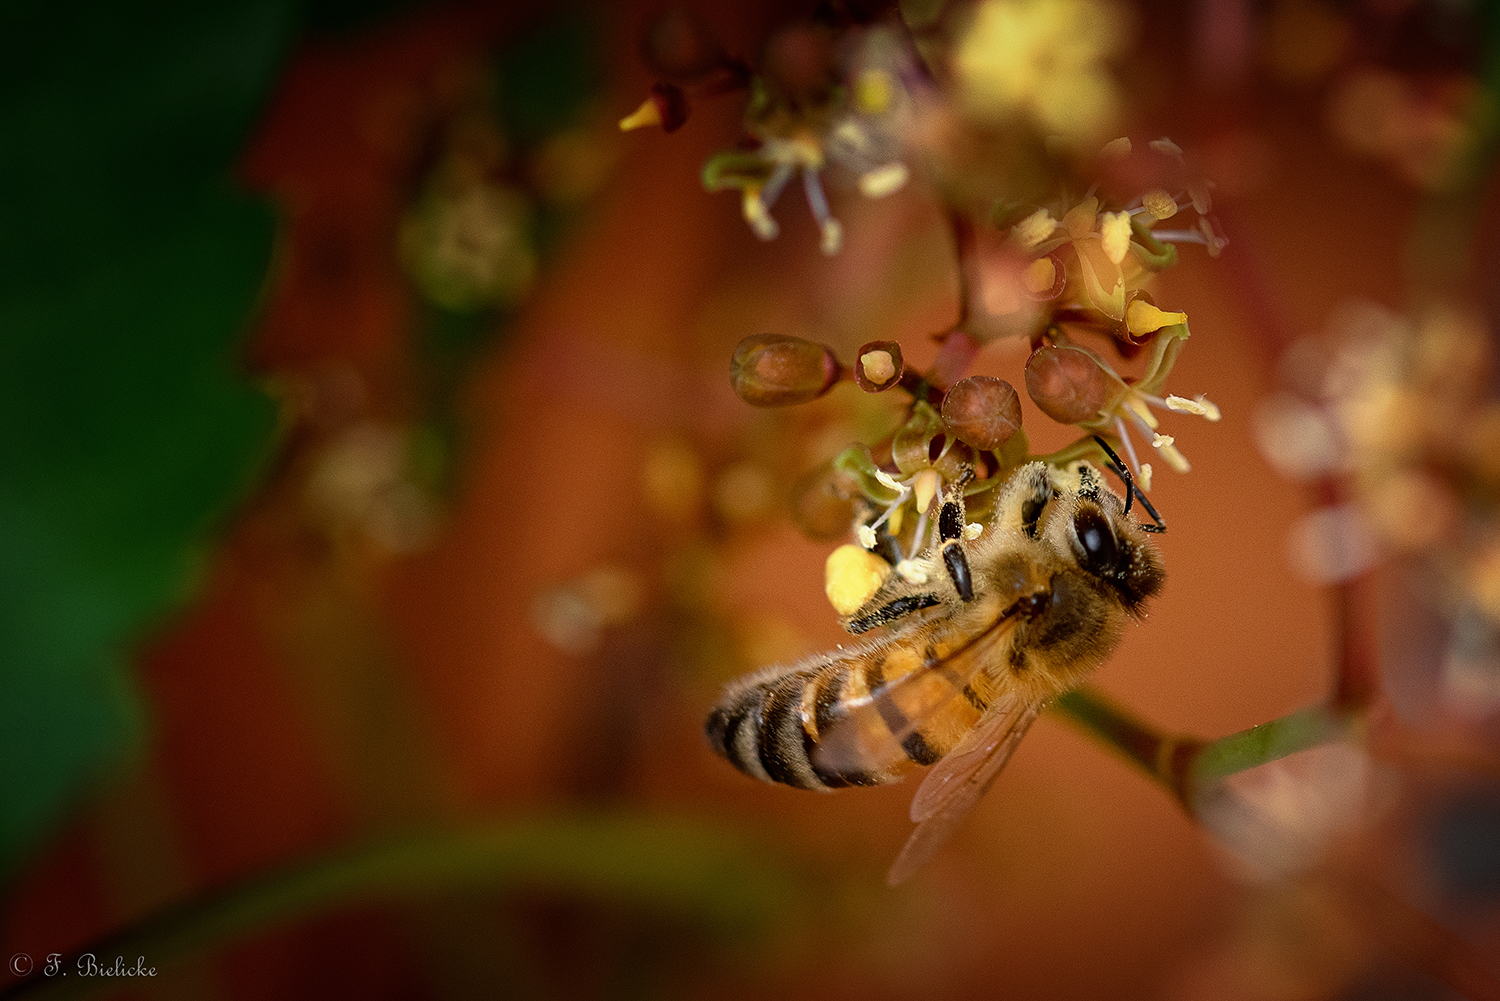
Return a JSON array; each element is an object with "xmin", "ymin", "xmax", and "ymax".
[
  {"xmin": 846, "ymin": 592, "xmax": 943, "ymax": 634},
  {"xmin": 936, "ymin": 474, "xmax": 976, "ymax": 602}
]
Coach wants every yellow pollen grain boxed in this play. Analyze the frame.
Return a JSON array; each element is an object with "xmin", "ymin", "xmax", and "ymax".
[
  {"xmin": 858, "ymin": 163, "xmax": 909, "ymax": 198},
  {"xmin": 741, "ymin": 188, "xmax": 777, "ymax": 240},
  {"xmin": 826, "ymin": 544, "xmax": 891, "ymax": 615},
  {"xmin": 1141, "ymin": 189, "xmax": 1177, "ymax": 220},
  {"xmin": 895, "ymin": 559, "xmax": 929, "ymax": 584},
  {"xmin": 1024, "ymin": 256, "xmax": 1056, "ymax": 294},
  {"xmin": 1013, "ymin": 208, "xmax": 1058, "ymax": 248},
  {"xmin": 861, "ymin": 349, "xmax": 896, "ymax": 384},
  {"xmin": 1100, "ymin": 211, "xmax": 1132, "ymax": 265},
  {"xmin": 854, "ymin": 70, "xmax": 896, "ymax": 115}
]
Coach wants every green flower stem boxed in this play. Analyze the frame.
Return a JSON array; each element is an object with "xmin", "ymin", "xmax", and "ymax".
[
  {"xmin": 1053, "ymin": 687, "xmax": 1353, "ymax": 810},
  {"xmin": 0, "ymin": 815, "xmax": 797, "ymax": 1001}
]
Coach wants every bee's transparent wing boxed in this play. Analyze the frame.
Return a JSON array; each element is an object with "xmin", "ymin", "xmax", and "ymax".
[
  {"xmin": 885, "ymin": 693, "xmax": 1044, "ymax": 886},
  {"xmin": 810, "ymin": 610, "xmax": 1022, "ymax": 781}
]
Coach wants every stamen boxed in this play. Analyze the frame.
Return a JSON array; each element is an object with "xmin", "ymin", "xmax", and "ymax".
[
  {"xmin": 1147, "ymin": 229, "xmax": 1209, "ymax": 246},
  {"xmin": 763, "ymin": 162, "xmax": 794, "ymax": 209},
  {"xmin": 802, "ymin": 169, "xmax": 844, "ymax": 255},
  {"xmin": 910, "ymin": 503, "xmax": 931, "ymax": 557},
  {"xmin": 1114, "ymin": 415, "xmax": 1143, "ymax": 474},
  {"xmin": 741, "ymin": 188, "xmax": 778, "ymax": 240}
]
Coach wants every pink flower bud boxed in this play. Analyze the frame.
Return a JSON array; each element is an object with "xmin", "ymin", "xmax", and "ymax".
[
  {"xmin": 941, "ymin": 376, "xmax": 1022, "ymax": 451},
  {"xmin": 731, "ymin": 333, "xmax": 842, "ymax": 406},
  {"xmin": 1025, "ymin": 345, "xmax": 1110, "ymax": 424}
]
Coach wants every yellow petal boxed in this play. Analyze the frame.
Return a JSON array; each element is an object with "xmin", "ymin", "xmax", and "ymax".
[
  {"xmin": 1062, "ymin": 196, "xmax": 1099, "ymax": 239},
  {"xmin": 618, "ymin": 97, "xmax": 662, "ymax": 131},
  {"xmin": 1126, "ymin": 299, "xmax": 1188, "ymax": 334},
  {"xmin": 912, "ymin": 469, "xmax": 941, "ymax": 514},
  {"xmin": 826, "ymin": 544, "xmax": 891, "ymax": 615}
]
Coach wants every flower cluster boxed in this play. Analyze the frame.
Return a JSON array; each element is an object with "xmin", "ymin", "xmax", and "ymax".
[
  {"xmin": 1257, "ymin": 302, "xmax": 1500, "ymax": 714},
  {"xmin": 627, "ymin": 4, "xmax": 1223, "ymax": 614}
]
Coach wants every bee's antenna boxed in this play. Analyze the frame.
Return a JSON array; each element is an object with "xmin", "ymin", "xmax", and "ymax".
[{"xmin": 1091, "ymin": 435, "xmax": 1167, "ymax": 534}]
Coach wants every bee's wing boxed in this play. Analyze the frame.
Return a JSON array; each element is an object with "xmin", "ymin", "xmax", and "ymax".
[
  {"xmin": 885, "ymin": 693, "xmax": 1044, "ymax": 886},
  {"xmin": 810, "ymin": 609, "xmax": 1022, "ymax": 781}
]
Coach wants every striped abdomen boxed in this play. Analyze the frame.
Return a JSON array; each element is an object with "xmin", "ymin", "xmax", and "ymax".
[{"xmin": 704, "ymin": 635, "xmax": 996, "ymax": 791}]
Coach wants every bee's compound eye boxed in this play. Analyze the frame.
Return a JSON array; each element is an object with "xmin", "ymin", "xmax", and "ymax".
[{"xmin": 1071, "ymin": 507, "xmax": 1118, "ymax": 574}]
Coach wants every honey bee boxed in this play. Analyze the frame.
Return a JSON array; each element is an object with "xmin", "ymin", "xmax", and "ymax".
[{"xmin": 705, "ymin": 443, "xmax": 1165, "ymax": 885}]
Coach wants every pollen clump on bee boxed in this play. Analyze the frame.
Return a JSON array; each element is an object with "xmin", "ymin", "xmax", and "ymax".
[{"xmin": 825, "ymin": 543, "xmax": 891, "ymax": 615}]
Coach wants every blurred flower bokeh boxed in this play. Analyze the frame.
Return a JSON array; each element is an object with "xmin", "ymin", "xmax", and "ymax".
[{"xmin": 3, "ymin": 1, "xmax": 1500, "ymax": 999}]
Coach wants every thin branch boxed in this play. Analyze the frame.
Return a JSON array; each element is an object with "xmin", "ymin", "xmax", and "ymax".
[{"xmin": 1053, "ymin": 687, "xmax": 1351, "ymax": 808}]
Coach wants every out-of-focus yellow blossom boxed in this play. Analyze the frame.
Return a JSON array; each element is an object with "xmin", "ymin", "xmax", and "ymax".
[{"xmin": 954, "ymin": 0, "xmax": 1128, "ymax": 143}]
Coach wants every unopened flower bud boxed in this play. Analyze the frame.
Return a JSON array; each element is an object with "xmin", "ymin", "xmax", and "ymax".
[
  {"xmin": 1025, "ymin": 346, "xmax": 1110, "ymax": 424},
  {"xmin": 619, "ymin": 83, "xmax": 691, "ymax": 133},
  {"xmin": 941, "ymin": 376, "xmax": 1022, "ymax": 451},
  {"xmin": 731, "ymin": 333, "xmax": 842, "ymax": 406},
  {"xmin": 855, "ymin": 341, "xmax": 904, "ymax": 392}
]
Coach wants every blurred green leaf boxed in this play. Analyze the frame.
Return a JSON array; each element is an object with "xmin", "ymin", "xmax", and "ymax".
[
  {"xmin": 494, "ymin": 14, "xmax": 599, "ymax": 146},
  {"xmin": 0, "ymin": 0, "xmax": 299, "ymax": 874},
  {"xmin": 5, "ymin": 813, "xmax": 806, "ymax": 1001}
]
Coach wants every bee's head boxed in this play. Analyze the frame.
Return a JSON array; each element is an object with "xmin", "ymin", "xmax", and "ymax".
[{"xmin": 1062, "ymin": 493, "xmax": 1165, "ymax": 615}]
